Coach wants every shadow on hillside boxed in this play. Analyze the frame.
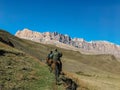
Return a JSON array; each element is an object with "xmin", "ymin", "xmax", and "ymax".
[
  {"xmin": 60, "ymin": 75, "xmax": 78, "ymax": 90},
  {"xmin": 0, "ymin": 50, "xmax": 24, "ymax": 56},
  {"xmin": 0, "ymin": 50, "xmax": 6, "ymax": 56},
  {"xmin": 0, "ymin": 37, "xmax": 14, "ymax": 47}
]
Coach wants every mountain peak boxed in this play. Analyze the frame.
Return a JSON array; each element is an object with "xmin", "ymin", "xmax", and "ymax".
[{"xmin": 15, "ymin": 28, "xmax": 120, "ymax": 58}]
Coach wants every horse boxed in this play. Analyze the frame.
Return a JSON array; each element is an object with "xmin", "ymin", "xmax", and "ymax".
[{"xmin": 46, "ymin": 58, "xmax": 60, "ymax": 84}]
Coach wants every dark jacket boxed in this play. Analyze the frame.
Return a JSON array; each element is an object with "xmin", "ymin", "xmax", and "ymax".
[{"xmin": 47, "ymin": 53, "xmax": 53, "ymax": 59}]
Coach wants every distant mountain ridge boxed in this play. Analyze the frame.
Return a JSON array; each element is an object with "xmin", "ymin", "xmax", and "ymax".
[{"xmin": 15, "ymin": 28, "xmax": 120, "ymax": 58}]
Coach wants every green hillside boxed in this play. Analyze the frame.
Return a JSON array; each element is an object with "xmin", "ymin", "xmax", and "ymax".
[
  {"xmin": 1, "ymin": 29, "xmax": 120, "ymax": 90},
  {"xmin": 0, "ymin": 36, "xmax": 63, "ymax": 90},
  {"xmin": 1, "ymin": 30, "xmax": 120, "ymax": 75}
]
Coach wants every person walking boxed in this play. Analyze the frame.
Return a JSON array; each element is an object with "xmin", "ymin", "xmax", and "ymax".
[
  {"xmin": 53, "ymin": 49, "xmax": 62, "ymax": 74},
  {"xmin": 47, "ymin": 51, "xmax": 53, "ymax": 60}
]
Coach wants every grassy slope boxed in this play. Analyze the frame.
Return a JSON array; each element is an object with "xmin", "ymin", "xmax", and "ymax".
[
  {"xmin": 1, "ymin": 30, "xmax": 120, "ymax": 90},
  {"xmin": 0, "ymin": 42, "xmax": 64, "ymax": 90}
]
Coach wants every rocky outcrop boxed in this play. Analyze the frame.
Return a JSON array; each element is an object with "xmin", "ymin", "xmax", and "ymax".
[
  {"xmin": 15, "ymin": 28, "xmax": 120, "ymax": 57},
  {"xmin": 15, "ymin": 28, "xmax": 73, "ymax": 45}
]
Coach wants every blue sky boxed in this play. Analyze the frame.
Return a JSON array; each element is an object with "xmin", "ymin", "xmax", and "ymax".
[{"xmin": 0, "ymin": 0, "xmax": 120, "ymax": 44}]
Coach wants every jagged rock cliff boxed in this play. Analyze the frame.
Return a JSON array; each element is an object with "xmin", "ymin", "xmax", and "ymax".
[{"xmin": 15, "ymin": 28, "xmax": 120, "ymax": 57}]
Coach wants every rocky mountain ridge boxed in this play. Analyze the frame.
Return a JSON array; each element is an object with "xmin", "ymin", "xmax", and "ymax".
[{"xmin": 15, "ymin": 28, "xmax": 120, "ymax": 58}]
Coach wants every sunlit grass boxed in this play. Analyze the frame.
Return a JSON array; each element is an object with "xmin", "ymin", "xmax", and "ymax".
[{"xmin": 0, "ymin": 42, "xmax": 64, "ymax": 90}]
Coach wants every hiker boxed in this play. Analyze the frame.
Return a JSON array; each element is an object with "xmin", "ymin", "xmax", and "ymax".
[
  {"xmin": 46, "ymin": 51, "xmax": 53, "ymax": 72},
  {"xmin": 58, "ymin": 51, "xmax": 62, "ymax": 73},
  {"xmin": 53, "ymin": 49, "xmax": 62, "ymax": 74},
  {"xmin": 46, "ymin": 51, "xmax": 53, "ymax": 66},
  {"xmin": 47, "ymin": 51, "xmax": 53, "ymax": 60}
]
